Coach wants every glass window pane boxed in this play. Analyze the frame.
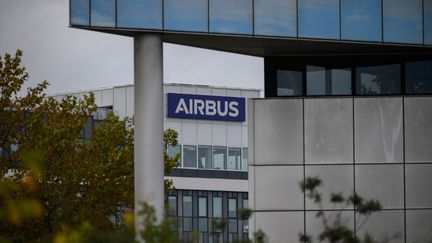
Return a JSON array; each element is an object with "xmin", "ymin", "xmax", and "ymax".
[
  {"xmin": 117, "ymin": 0, "xmax": 162, "ymax": 29},
  {"xmin": 425, "ymin": 0, "xmax": 432, "ymax": 45},
  {"xmin": 307, "ymin": 66, "xmax": 351, "ymax": 95},
  {"xmin": 199, "ymin": 197, "xmax": 207, "ymax": 217},
  {"xmin": 299, "ymin": 0, "xmax": 340, "ymax": 39},
  {"xmin": 198, "ymin": 145, "xmax": 212, "ymax": 169},
  {"xmin": 212, "ymin": 147, "xmax": 226, "ymax": 170},
  {"xmin": 227, "ymin": 148, "xmax": 241, "ymax": 170},
  {"xmin": 277, "ymin": 70, "xmax": 303, "ymax": 96},
  {"xmin": 242, "ymin": 148, "xmax": 248, "ymax": 171},
  {"xmin": 183, "ymin": 218, "xmax": 193, "ymax": 232},
  {"xmin": 341, "ymin": 0, "xmax": 382, "ymax": 42},
  {"xmin": 228, "ymin": 198, "xmax": 237, "ymax": 218},
  {"xmin": 254, "ymin": 0, "xmax": 296, "ymax": 37},
  {"xmin": 228, "ymin": 219, "xmax": 238, "ymax": 233},
  {"xmin": 164, "ymin": 0, "xmax": 208, "ymax": 32},
  {"xmin": 91, "ymin": 0, "xmax": 115, "ymax": 27},
  {"xmin": 383, "ymin": 0, "xmax": 423, "ymax": 44},
  {"xmin": 213, "ymin": 197, "xmax": 222, "ymax": 218},
  {"xmin": 168, "ymin": 196, "xmax": 177, "ymax": 216},
  {"xmin": 356, "ymin": 64, "xmax": 401, "ymax": 95},
  {"xmin": 243, "ymin": 199, "xmax": 248, "ymax": 209},
  {"xmin": 209, "ymin": 0, "xmax": 253, "ymax": 34},
  {"xmin": 198, "ymin": 218, "xmax": 208, "ymax": 232},
  {"xmin": 71, "ymin": 0, "xmax": 89, "ymax": 26},
  {"xmin": 183, "ymin": 145, "xmax": 197, "ymax": 168},
  {"xmin": 183, "ymin": 196, "xmax": 193, "ymax": 217},
  {"xmin": 406, "ymin": 60, "xmax": 432, "ymax": 94}
]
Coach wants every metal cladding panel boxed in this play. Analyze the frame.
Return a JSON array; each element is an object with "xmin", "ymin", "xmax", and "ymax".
[{"xmin": 255, "ymin": 211, "xmax": 304, "ymax": 243}]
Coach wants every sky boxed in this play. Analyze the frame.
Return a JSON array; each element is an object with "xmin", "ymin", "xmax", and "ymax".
[{"xmin": 0, "ymin": 0, "xmax": 263, "ymax": 95}]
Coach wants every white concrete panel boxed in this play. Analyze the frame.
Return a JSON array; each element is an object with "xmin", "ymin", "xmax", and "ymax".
[
  {"xmin": 226, "ymin": 89, "xmax": 242, "ymax": 97},
  {"xmin": 113, "ymin": 87, "xmax": 126, "ymax": 118},
  {"xmin": 182, "ymin": 122, "xmax": 197, "ymax": 145},
  {"xmin": 241, "ymin": 90, "xmax": 260, "ymax": 99},
  {"xmin": 125, "ymin": 86, "xmax": 134, "ymax": 118},
  {"xmin": 181, "ymin": 86, "xmax": 197, "ymax": 94},
  {"xmin": 166, "ymin": 122, "xmax": 182, "ymax": 143},
  {"xmin": 196, "ymin": 87, "xmax": 212, "ymax": 95},
  {"xmin": 165, "ymin": 85, "xmax": 182, "ymax": 94},
  {"xmin": 254, "ymin": 99, "xmax": 304, "ymax": 164},
  {"xmin": 92, "ymin": 90, "xmax": 103, "ymax": 107},
  {"xmin": 211, "ymin": 88, "xmax": 227, "ymax": 96},
  {"xmin": 355, "ymin": 98, "xmax": 403, "ymax": 163},
  {"xmin": 255, "ymin": 211, "xmax": 304, "ymax": 243},
  {"xmin": 165, "ymin": 176, "xmax": 248, "ymax": 192},
  {"xmin": 212, "ymin": 124, "xmax": 227, "ymax": 146},
  {"xmin": 242, "ymin": 126, "xmax": 248, "ymax": 147},
  {"xmin": 305, "ymin": 98, "xmax": 353, "ymax": 164},
  {"xmin": 255, "ymin": 166, "xmax": 303, "ymax": 210},
  {"xmin": 101, "ymin": 88, "xmax": 114, "ymax": 107},
  {"xmin": 197, "ymin": 124, "xmax": 212, "ymax": 145},
  {"xmin": 227, "ymin": 125, "xmax": 242, "ymax": 147}
]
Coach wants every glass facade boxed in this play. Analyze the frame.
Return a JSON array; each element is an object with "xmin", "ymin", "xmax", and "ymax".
[
  {"xmin": 71, "ymin": 0, "xmax": 432, "ymax": 46},
  {"xmin": 356, "ymin": 64, "xmax": 401, "ymax": 95},
  {"xmin": 276, "ymin": 70, "xmax": 303, "ymax": 96},
  {"xmin": 183, "ymin": 145, "xmax": 197, "ymax": 168},
  {"xmin": 406, "ymin": 60, "xmax": 432, "ymax": 94},
  {"xmin": 306, "ymin": 66, "xmax": 351, "ymax": 95}
]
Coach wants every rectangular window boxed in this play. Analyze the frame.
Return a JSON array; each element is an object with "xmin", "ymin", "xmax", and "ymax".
[
  {"xmin": 306, "ymin": 66, "xmax": 351, "ymax": 95},
  {"xmin": 198, "ymin": 145, "xmax": 212, "ymax": 169},
  {"xmin": 164, "ymin": 0, "xmax": 208, "ymax": 32},
  {"xmin": 298, "ymin": 0, "xmax": 340, "ymax": 39},
  {"xmin": 183, "ymin": 145, "xmax": 197, "ymax": 168},
  {"xmin": 406, "ymin": 61, "xmax": 432, "ymax": 94},
  {"xmin": 90, "ymin": 0, "xmax": 115, "ymax": 27},
  {"xmin": 254, "ymin": 0, "xmax": 297, "ymax": 37},
  {"xmin": 168, "ymin": 196, "xmax": 177, "ymax": 216},
  {"xmin": 356, "ymin": 64, "xmax": 401, "ymax": 95},
  {"xmin": 117, "ymin": 0, "xmax": 162, "ymax": 29},
  {"xmin": 242, "ymin": 148, "xmax": 248, "ymax": 171},
  {"xmin": 212, "ymin": 147, "xmax": 226, "ymax": 170},
  {"xmin": 228, "ymin": 148, "xmax": 241, "ymax": 170},
  {"xmin": 199, "ymin": 197, "xmax": 207, "ymax": 217},
  {"xmin": 228, "ymin": 198, "xmax": 237, "ymax": 218},
  {"xmin": 213, "ymin": 197, "xmax": 222, "ymax": 218},
  {"xmin": 277, "ymin": 70, "xmax": 303, "ymax": 96},
  {"xmin": 242, "ymin": 199, "xmax": 249, "ymax": 233},
  {"xmin": 71, "ymin": 0, "xmax": 89, "ymax": 26},
  {"xmin": 183, "ymin": 196, "xmax": 193, "ymax": 231}
]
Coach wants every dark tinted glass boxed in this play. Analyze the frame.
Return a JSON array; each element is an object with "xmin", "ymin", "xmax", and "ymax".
[
  {"xmin": 383, "ymin": 0, "xmax": 423, "ymax": 44},
  {"xmin": 168, "ymin": 196, "xmax": 177, "ymax": 216},
  {"xmin": 406, "ymin": 61, "xmax": 432, "ymax": 94},
  {"xmin": 277, "ymin": 70, "xmax": 303, "ymax": 96},
  {"xmin": 341, "ymin": 0, "xmax": 382, "ymax": 42},
  {"xmin": 356, "ymin": 64, "xmax": 401, "ymax": 95},
  {"xmin": 254, "ymin": 0, "xmax": 297, "ymax": 37},
  {"xmin": 425, "ymin": 0, "xmax": 432, "ymax": 45},
  {"xmin": 91, "ymin": 0, "xmax": 115, "ymax": 27},
  {"xmin": 209, "ymin": 0, "xmax": 253, "ymax": 34},
  {"xmin": 183, "ymin": 145, "xmax": 197, "ymax": 168},
  {"xmin": 198, "ymin": 146, "xmax": 212, "ymax": 169},
  {"xmin": 306, "ymin": 66, "xmax": 351, "ymax": 95},
  {"xmin": 71, "ymin": 0, "xmax": 89, "ymax": 26},
  {"xmin": 164, "ymin": 0, "xmax": 208, "ymax": 32},
  {"xmin": 117, "ymin": 0, "xmax": 162, "ymax": 29},
  {"xmin": 299, "ymin": 0, "xmax": 340, "ymax": 39}
]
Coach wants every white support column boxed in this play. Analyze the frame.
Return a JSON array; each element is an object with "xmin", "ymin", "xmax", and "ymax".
[{"xmin": 134, "ymin": 33, "xmax": 164, "ymax": 236}]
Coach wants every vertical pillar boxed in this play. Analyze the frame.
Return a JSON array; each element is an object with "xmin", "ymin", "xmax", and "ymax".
[{"xmin": 134, "ymin": 33, "xmax": 164, "ymax": 236}]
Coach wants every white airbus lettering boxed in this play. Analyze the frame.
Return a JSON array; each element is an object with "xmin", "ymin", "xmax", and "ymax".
[{"xmin": 174, "ymin": 96, "xmax": 242, "ymax": 119}]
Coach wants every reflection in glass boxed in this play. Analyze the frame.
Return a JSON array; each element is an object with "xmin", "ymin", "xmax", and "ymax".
[
  {"xmin": 341, "ymin": 0, "xmax": 382, "ymax": 42},
  {"xmin": 254, "ymin": 0, "xmax": 296, "ymax": 37},
  {"xmin": 91, "ymin": 0, "xmax": 115, "ymax": 27},
  {"xmin": 228, "ymin": 198, "xmax": 237, "ymax": 218},
  {"xmin": 213, "ymin": 147, "xmax": 226, "ymax": 170},
  {"xmin": 277, "ymin": 70, "xmax": 303, "ymax": 96},
  {"xmin": 213, "ymin": 197, "xmax": 222, "ymax": 218},
  {"xmin": 406, "ymin": 61, "xmax": 432, "ymax": 94},
  {"xmin": 356, "ymin": 64, "xmax": 401, "ymax": 95},
  {"xmin": 198, "ymin": 146, "xmax": 212, "ymax": 169},
  {"xmin": 183, "ymin": 145, "xmax": 197, "ymax": 168},
  {"xmin": 383, "ymin": 0, "xmax": 423, "ymax": 44},
  {"xmin": 168, "ymin": 196, "xmax": 177, "ymax": 216},
  {"xmin": 209, "ymin": 0, "xmax": 252, "ymax": 34},
  {"xmin": 164, "ymin": 0, "xmax": 208, "ymax": 32},
  {"xmin": 183, "ymin": 195, "xmax": 193, "ymax": 231},
  {"xmin": 425, "ymin": 0, "xmax": 432, "ymax": 45},
  {"xmin": 228, "ymin": 148, "xmax": 241, "ymax": 170},
  {"xmin": 117, "ymin": 0, "xmax": 162, "ymax": 29},
  {"xmin": 299, "ymin": 0, "xmax": 340, "ymax": 39},
  {"xmin": 306, "ymin": 66, "xmax": 351, "ymax": 95},
  {"xmin": 71, "ymin": 0, "xmax": 89, "ymax": 26},
  {"xmin": 242, "ymin": 148, "xmax": 248, "ymax": 171}
]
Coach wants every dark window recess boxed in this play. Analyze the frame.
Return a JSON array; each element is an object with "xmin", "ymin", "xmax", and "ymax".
[
  {"xmin": 277, "ymin": 70, "xmax": 303, "ymax": 96},
  {"xmin": 356, "ymin": 64, "xmax": 401, "ymax": 95},
  {"xmin": 406, "ymin": 61, "xmax": 432, "ymax": 94},
  {"xmin": 306, "ymin": 66, "xmax": 351, "ymax": 95}
]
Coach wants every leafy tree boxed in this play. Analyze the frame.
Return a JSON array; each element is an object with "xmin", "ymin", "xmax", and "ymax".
[
  {"xmin": 298, "ymin": 176, "xmax": 388, "ymax": 243},
  {"xmin": 0, "ymin": 50, "xmax": 180, "ymax": 242}
]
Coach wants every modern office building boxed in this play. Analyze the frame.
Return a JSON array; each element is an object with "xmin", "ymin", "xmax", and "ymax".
[
  {"xmin": 69, "ymin": 1, "xmax": 432, "ymax": 242},
  {"xmin": 53, "ymin": 83, "xmax": 259, "ymax": 242}
]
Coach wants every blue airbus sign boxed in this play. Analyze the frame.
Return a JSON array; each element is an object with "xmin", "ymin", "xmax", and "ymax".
[{"xmin": 167, "ymin": 93, "xmax": 245, "ymax": 122}]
